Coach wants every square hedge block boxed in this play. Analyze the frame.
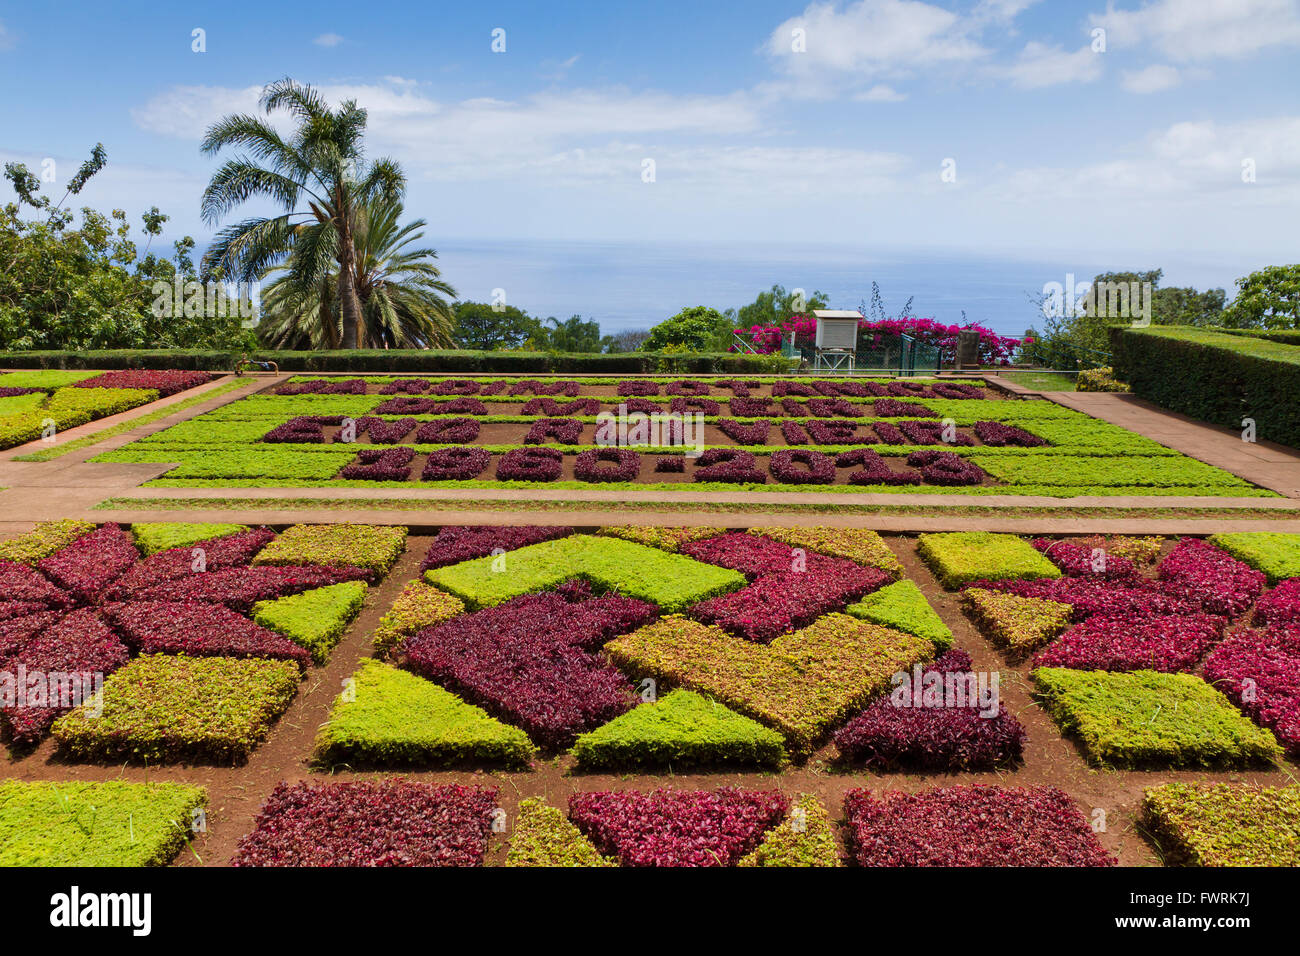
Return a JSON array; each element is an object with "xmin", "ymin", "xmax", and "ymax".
[
  {"xmin": 1141, "ymin": 782, "xmax": 1300, "ymax": 866},
  {"xmin": 918, "ymin": 532, "xmax": 1061, "ymax": 590}
]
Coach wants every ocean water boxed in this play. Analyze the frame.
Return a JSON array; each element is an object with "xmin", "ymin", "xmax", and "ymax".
[{"xmin": 431, "ymin": 238, "xmax": 1107, "ymax": 339}]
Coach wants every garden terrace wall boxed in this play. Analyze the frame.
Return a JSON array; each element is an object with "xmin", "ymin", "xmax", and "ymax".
[{"xmin": 1110, "ymin": 326, "xmax": 1300, "ymax": 447}]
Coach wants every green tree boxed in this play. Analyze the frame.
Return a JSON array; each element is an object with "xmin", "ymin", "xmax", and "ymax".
[
  {"xmin": 1222, "ymin": 265, "xmax": 1300, "ymax": 329},
  {"xmin": 641, "ymin": 305, "xmax": 731, "ymax": 351},
  {"xmin": 450, "ymin": 301, "xmax": 543, "ymax": 350},
  {"xmin": 199, "ymin": 77, "xmax": 405, "ymax": 348},
  {"xmin": 537, "ymin": 314, "xmax": 604, "ymax": 352},
  {"xmin": 727, "ymin": 283, "xmax": 830, "ymax": 329},
  {"xmin": 258, "ymin": 198, "xmax": 456, "ymax": 349}
]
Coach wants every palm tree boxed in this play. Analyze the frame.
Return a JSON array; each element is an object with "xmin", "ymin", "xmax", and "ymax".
[
  {"xmin": 258, "ymin": 198, "xmax": 457, "ymax": 349},
  {"xmin": 199, "ymin": 77, "xmax": 404, "ymax": 348}
]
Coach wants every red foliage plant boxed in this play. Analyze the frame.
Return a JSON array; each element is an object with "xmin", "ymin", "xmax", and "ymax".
[
  {"xmin": 421, "ymin": 446, "xmax": 491, "ymax": 481},
  {"xmin": 340, "ymin": 447, "xmax": 415, "ymax": 481},
  {"xmin": 1203, "ymin": 625, "xmax": 1300, "ymax": 756},
  {"xmin": 1031, "ymin": 613, "xmax": 1226, "ymax": 673},
  {"xmin": 421, "ymin": 525, "xmax": 574, "ymax": 571},
  {"xmin": 75, "ymin": 369, "xmax": 212, "ymax": 397},
  {"xmin": 1157, "ymin": 538, "xmax": 1266, "ymax": 617},
  {"xmin": 496, "ymin": 447, "xmax": 564, "ymax": 481}
]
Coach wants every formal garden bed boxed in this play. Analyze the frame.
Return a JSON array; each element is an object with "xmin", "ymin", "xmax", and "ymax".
[
  {"xmin": 0, "ymin": 518, "xmax": 1296, "ymax": 867},
  {"xmin": 83, "ymin": 374, "xmax": 1273, "ymax": 496}
]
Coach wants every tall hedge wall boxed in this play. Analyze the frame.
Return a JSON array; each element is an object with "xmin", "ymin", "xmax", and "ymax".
[
  {"xmin": 0, "ymin": 349, "xmax": 788, "ymax": 374},
  {"xmin": 1110, "ymin": 326, "xmax": 1300, "ymax": 447}
]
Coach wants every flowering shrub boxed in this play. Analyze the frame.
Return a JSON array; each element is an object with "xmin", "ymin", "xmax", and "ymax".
[
  {"xmin": 275, "ymin": 378, "xmax": 367, "ymax": 395},
  {"xmin": 52, "ymin": 653, "xmax": 300, "ymax": 764},
  {"xmin": 423, "ymin": 525, "xmax": 573, "ymax": 571},
  {"xmin": 836, "ymin": 447, "xmax": 921, "ymax": 485},
  {"xmin": 520, "ymin": 397, "xmax": 601, "ymax": 416},
  {"xmin": 574, "ymin": 448, "xmax": 641, "ymax": 482},
  {"xmin": 74, "ymin": 369, "xmax": 212, "ymax": 397},
  {"xmin": 1032, "ymin": 667, "xmax": 1282, "ymax": 768},
  {"xmin": 422, "ymin": 446, "xmax": 490, "ymax": 480},
  {"xmin": 1157, "ymin": 538, "xmax": 1266, "ymax": 617},
  {"xmin": 398, "ymin": 590, "xmax": 655, "ymax": 747},
  {"xmin": 833, "ymin": 651, "xmax": 1026, "ymax": 770},
  {"xmin": 429, "ymin": 379, "xmax": 483, "ymax": 395},
  {"xmin": 340, "ymin": 447, "xmax": 415, "ymax": 481},
  {"xmin": 716, "ymin": 419, "xmax": 770, "ymax": 445},
  {"xmin": 1031, "ymin": 538, "xmax": 1138, "ymax": 581},
  {"xmin": 874, "ymin": 399, "xmax": 936, "ymax": 417},
  {"xmin": 617, "ymin": 380, "xmax": 660, "ymax": 396},
  {"xmin": 523, "ymin": 418, "xmax": 584, "ymax": 445},
  {"xmin": 496, "ymin": 446, "xmax": 564, "ymax": 481},
  {"xmin": 1254, "ymin": 578, "xmax": 1300, "ymax": 627},
  {"xmin": 607, "ymin": 613, "xmax": 932, "ymax": 752},
  {"xmin": 962, "ymin": 588, "xmax": 1074, "ymax": 661},
  {"xmin": 261, "ymin": 415, "xmax": 343, "ymax": 443},
  {"xmin": 1032, "ymin": 613, "xmax": 1226, "ymax": 673},
  {"xmin": 906, "ymin": 450, "xmax": 986, "ymax": 486},
  {"xmin": 804, "ymin": 419, "xmax": 860, "ymax": 444},
  {"xmin": 103, "ymin": 600, "xmax": 310, "ymax": 668},
  {"xmin": 378, "ymin": 378, "xmax": 431, "ymax": 394},
  {"xmin": 689, "ymin": 563, "xmax": 891, "ymax": 643},
  {"xmin": 729, "ymin": 398, "xmax": 773, "ymax": 417},
  {"xmin": 355, "ymin": 416, "xmax": 416, "ymax": 444},
  {"xmin": 843, "ymin": 785, "xmax": 1114, "ymax": 866},
  {"xmin": 414, "ymin": 417, "xmax": 481, "ymax": 444},
  {"xmin": 1203, "ymin": 626, "xmax": 1300, "ymax": 756},
  {"xmin": 768, "ymin": 449, "xmax": 836, "ymax": 484},
  {"xmin": 898, "ymin": 420, "xmax": 975, "ymax": 446},
  {"xmin": 231, "ymin": 781, "xmax": 499, "ymax": 866},
  {"xmin": 973, "ymin": 421, "xmax": 1048, "ymax": 447},
  {"xmin": 568, "ymin": 788, "xmax": 787, "ymax": 867},
  {"xmin": 692, "ymin": 448, "xmax": 765, "ymax": 484}
]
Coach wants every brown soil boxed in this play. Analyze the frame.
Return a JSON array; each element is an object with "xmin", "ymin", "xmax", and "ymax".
[{"xmin": 3, "ymin": 529, "xmax": 1290, "ymax": 867}]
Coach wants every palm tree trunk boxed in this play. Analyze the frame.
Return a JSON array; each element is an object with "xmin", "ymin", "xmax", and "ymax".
[{"xmin": 337, "ymin": 221, "xmax": 364, "ymax": 349}]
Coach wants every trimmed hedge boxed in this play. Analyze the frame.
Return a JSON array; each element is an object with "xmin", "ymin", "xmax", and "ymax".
[
  {"xmin": 737, "ymin": 794, "xmax": 841, "ymax": 867},
  {"xmin": 918, "ymin": 532, "xmax": 1061, "ymax": 590},
  {"xmin": 0, "ymin": 348, "xmax": 786, "ymax": 374},
  {"xmin": 0, "ymin": 780, "xmax": 207, "ymax": 867},
  {"xmin": 748, "ymin": 527, "xmax": 903, "ymax": 577},
  {"xmin": 313, "ymin": 659, "xmax": 536, "ymax": 768},
  {"xmin": 569, "ymin": 689, "xmax": 786, "ymax": 770},
  {"xmin": 371, "ymin": 580, "xmax": 465, "ymax": 657},
  {"xmin": 130, "ymin": 521, "xmax": 249, "ymax": 557},
  {"xmin": 596, "ymin": 525, "xmax": 726, "ymax": 552},
  {"xmin": 52, "ymin": 653, "xmax": 300, "ymax": 764},
  {"xmin": 252, "ymin": 581, "xmax": 367, "ymax": 664},
  {"xmin": 252, "ymin": 523, "xmax": 407, "ymax": 575},
  {"xmin": 1208, "ymin": 532, "xmax": 1300, "ymax": 583},
  {"xmin": 962, "ymin": 588, "xmax": 1074, "ymax": 661},
  {"xmin": 1031, "ymin": 667, "xmax": 1282, "ymax": 768},
  {"xmin": 506, "ymin": 798, "xmax": 615, "ymax": 867},
  {"xmin": 607, "ymin": 613, "xmax": 932, "ymax": 753},
  {"xmin": 1141, "ymin": 782, "xmax": 1300, "ymax": 866},
  {"xmin": 846, "ymin": 579, "xmax": 953, "ymax": 650},
  {"xmin": 1111, "ymin": 326, "xmax": 1300, "ymax": 447},
  {"xmin": 0, "ymin": 518, "xmax": 94, "ymax": 564}
]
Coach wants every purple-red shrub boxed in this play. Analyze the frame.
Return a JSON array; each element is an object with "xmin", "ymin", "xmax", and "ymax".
[
  {"xmin": 36, "ymin": 523, "xmax": 139, "ymax": 603},
  {"xmin": 102, "ymin": 601, "xmax": 310, "ymax": 668},
  {"xmin": 886, "ymin": 381, "xmax": 937, "ymax": 398},
  {"xmin": 906, "ymin": 450, "xmax": 985, "ymax": 485},
  {"xmin": 421, "ymin": 446, "xmax": 491, "ymax": 481},
  {"xmin": 874, "ymin": 399, "xmax": 936, "ymax": 417},
  {"xmin": 523, "ymin": 418, "xmax": 584, "ymax": 445},
  {"xmin": 729, "ymin": 398, "xmax": 773, "ymax": 417},
  {"xmin": 772, "ymin": 381, "xmax": 817, "ymax": 397},
  {"xmin": 898, "ymin": 420, "xmax": 976, "ymax": 446},
  {"xmin": 574, "ymin": 448, "xmax": 640, "ymax": 482},
  {"xmin": 655, "ymin": 456, "xmax": 685, "ymax": 473},
  {"xmin": 932, "ymin": 383, "xmax": 984, "ymax": 399},
  {"xmin": 0, "ymin": 561, "xmax": 74, "ymax": 607},
  {"xmin": 1254, "ymin": 579, "xmax": 1300, "ymax": 627},
  {"xmin": 769, "ymin": 449, "xmax": 836, "ymax": 485},
  {"xmin": 378, "ymin": 378, "xmax": 432, "ymax": 395},
  {"xmin": 807, "ymin": 398, "xmax": 857, "ymax": 417},
  {"xmin": 843, "ymin": 785, "xmax": 1115, "ymax": 866},
  {"xmin": 836, "ymin": 448, "xmax": 921, "ymax": 485},
  {"xmin": 975, "ymin": 421, "xmax": 1048, "ymax": 447},
  {"xmin": 1032, "ymin": 538, "xmax": 1138, "ymax": 581},
  {"xmin": 429, "ymin": 379, "xmax": 483, "ymax": 395},
  {"xmin": 668, "ymin": 396, "xmax": 721, "ymax": 416},
  {"xmin": 833, "ymin": 651, "xmax": 1026, "ymax": 770},
  {"xmin": 1203, "ymin": 625, "xmax": 1300, "ymax": 756},
  {"xmin": 691, "ymin": 448, "xmax": 765, "ymax": 484},
  {"xmin": 717, "ymin": 419, "xmax": 771, "ymax": 445},
  {"xmin": 568, "ymin": 788, "xmax": 787, "ymax": 867},
  {"xmin": 261, "ymin": 415, "xmax": 343, "ymax": 443},
  {"xmin": 108, "ymin": 528, "xmax": 277, "ymax": 599},
  {"xmin": 617, "ymin": 380, "xmax": 660, "ymax": 396},
  {"xmin": 520, "ymin": 397, "xmax": 601, "ymax": 416},
  {"xmin": 508, "ymin": 380, "xmax": 579, "ymax": 397},
  {"xmin": 665, "ymin": 380, "xmax": 711, "ymax": 396},
  {"xmin": 496, "ymin": 447, "xmax": 564, "ymax": 481},
  {"xmin": 1032, "ymin": 613, "xmax": 1226, "ymax": 672},
  {"xmin": 74, "ymin": 369, "xmax": 212, "ymax": 397},
  {"xmin": 1158, "ymin": 538, "xmax": 1266, "ymax": 617},
  {"xmin": 780, "ymin": 421, "xmax": 809, "ymax": 445},
  {"xmin": 340, "ymin": 447, "xmax": 415, "ymax": 481},
  {"xmin": 422, "ymin": 525, "xmax": 573, "ymax": 570},
  {"xmin": 804, "ymin": 419, "xmax": 860, "ymax": 444},
  {"xmin": 354, "ymin": 417, "xmax": 416, "ymax": 444},
  {"xmin": 274, "ymin": 378, "xmax": 366, "ymax": 396},
  {"xmin": 970, "ymin": 576, "xmax": 1203, "ymax": 621},
  {"xmin": 131, "ymin": 565, "xmax": 372, "ymax": 611},
  {"xmin": 232, "ymin": 781, "xmax": 499, "ymax": 866},
  {"xmin": 398, "ymin": 590, "xmax": 656, "ymax": 747},
  {"xmin": 414, "ymin": 417, "xmax": 480, "ymax": 444},
  {"xmin": 871, "ymin": 422, "xmax": 907, "ymax": 444},
  {"xmin": 0, "ymin": 387, "xmax": 43, "ymax": 397}
]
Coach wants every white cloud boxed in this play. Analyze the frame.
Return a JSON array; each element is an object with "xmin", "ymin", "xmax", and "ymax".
[
  {"xmin": 1000, "ymin": 41, "xmax": 1103, "ymax": 88},
  {"xmin": 313, "ymin": 33, "xmax": 344, "ymax": 48},
  {"xmin": 1091, "ymin": 0, "xmax": 1300, "ymax": 61},
  {"xmin": 854, "ymin": 83, "xmax": 906, "ymax": 101},
  {"xmin": 1121, "ymin": 64, "xmax": 1180, "ymax": 93}
]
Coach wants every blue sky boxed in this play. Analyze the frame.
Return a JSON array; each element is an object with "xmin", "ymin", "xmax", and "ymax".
[{"xmin": 2, "ymin": 1, "xmax": 1298, "ymax": 305}]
